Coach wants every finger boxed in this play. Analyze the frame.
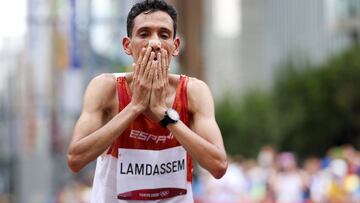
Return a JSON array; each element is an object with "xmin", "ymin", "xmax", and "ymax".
[
  {"xmin": 161, "ymin": 49, "xmax": 165, "ymax": 65},
  {"xmin": 156, "ymin": 56, "xmax": 161, "ymax": 82},
  {"xmin": 134, "ymin": 48, "xmax": 146, "ymax": 76},
  {"xmin": 156, "ymin": 60, "xmax": 161, "ymax": 84},
  {"xmin": 147, "ymin": 60, "xmax": 157, "ymax": 82},
  {"xmin": 165, "ymin": 50, "xmax": 169, "ymax": 68},
  {"xmin": 157, "ymin": 52, "xmax": 164, "ymax": 85},
  {"xmin": 161, "ymin": 49, "xmax": 167, "ymax": 79},
  {"xmin": 158, "ymin": 52, "xmax": 162, "ymax": 70},
  {"xmin": 164, "ymin": 50, "xmax": 169, "ymax": 80},
  {"xmin": 154, "ymin": 64, "xmax": 159, "ymax": 87},
  {"xmin": 131, "ymin": 63, "xmax": 138, "ymax": 82},
  {"xmin": 136, "ymin": 47, "xmax": 146, "ymax": 64},
  {"xmin": 140, "ymin": 47, "xmax": 152, "ymax": 74},
  {"xmin": 136, "ymin": 48, "xmax": 146, "ymax": 68},
  {"xmin": 136, "ymin": 48, "xmax": 147, "ymax": 76},
  {"xmin": 144, "ymin": 52, "xmax": 156, "ymax": 79}
]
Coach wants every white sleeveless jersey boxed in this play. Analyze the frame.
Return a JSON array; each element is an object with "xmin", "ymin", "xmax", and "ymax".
[{"xmin": 90, "ymin": 73, "xmax": 194, "ymax": 203}]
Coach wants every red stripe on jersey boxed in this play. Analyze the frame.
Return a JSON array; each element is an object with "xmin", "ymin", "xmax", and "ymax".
[{"xmin": 107, "ymin": 75, "xmax": 192, "ymax": 182}]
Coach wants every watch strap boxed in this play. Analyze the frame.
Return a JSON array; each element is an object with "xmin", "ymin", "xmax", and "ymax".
[
  {"xmin": 160, "ymin": 115, "xmax": 172, "ymax": 128},
  {"xmin": 159, "ymin": 109, "xmax": 179, "ymax": 128}
]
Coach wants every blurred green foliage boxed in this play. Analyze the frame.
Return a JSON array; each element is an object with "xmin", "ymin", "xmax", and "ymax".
[
  {"xmin": 216, "ymin": 45, "xmax": 360, "ymax": 159},
  {"xmin": 215, "ymin": 92, "xmax": 278, "ymax": 158}
]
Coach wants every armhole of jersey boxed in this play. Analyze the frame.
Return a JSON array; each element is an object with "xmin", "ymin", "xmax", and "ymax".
[{"xmin": 179, "ymin": 75, "xmax": 190, "ymax": 127}]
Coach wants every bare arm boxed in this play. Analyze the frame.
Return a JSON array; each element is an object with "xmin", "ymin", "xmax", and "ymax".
[
  {"xmin": 148, "ymin": 50, "xmax": 227, "ymax": 178},
  {"xmin": 67, "ymin": 47, "xmax": 154, "ymax": 173},
  {"xmin": 67, "ymin": 74, "xmax": 143, "ymax": 172},
  {"xmin": 167, "ymin": 79, "xmax": 228, "ymax": 179}
]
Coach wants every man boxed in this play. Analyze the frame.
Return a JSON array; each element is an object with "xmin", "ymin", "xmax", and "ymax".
[{"xmin": 67, "ymin": 0, "xmax": 227, "ymax": 202}]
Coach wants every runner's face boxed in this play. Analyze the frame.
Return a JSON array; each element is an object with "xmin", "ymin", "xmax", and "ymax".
[{"xmin": 123, "ymin": 11, "xmax": 180, "ymax": 63}]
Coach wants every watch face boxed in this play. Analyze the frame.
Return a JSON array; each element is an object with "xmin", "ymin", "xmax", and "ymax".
[{"xmin": 167, "ymin": 109, "xmax": 179, "ymax": 121}]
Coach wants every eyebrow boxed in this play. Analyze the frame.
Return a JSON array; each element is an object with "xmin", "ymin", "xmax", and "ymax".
[
  {"xmin": 136, "ymin": 27, "xmax": 149, "ymax": 34},
  {"xmin": 136, "ymin": 26, "xmax": 172, "ymax": 34},
  {"xmin": 159, "ymin": 27, "xmax": 172, "ymax": 34}
]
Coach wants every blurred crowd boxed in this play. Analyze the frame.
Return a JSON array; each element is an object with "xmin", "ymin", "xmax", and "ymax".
[
  {"xmin": 193, "ymin": 145, "xmax": 360, "ymax": 203},
  {"xmin": 54, "ymin": 144, "xmax": 360, "ymax": 203}
]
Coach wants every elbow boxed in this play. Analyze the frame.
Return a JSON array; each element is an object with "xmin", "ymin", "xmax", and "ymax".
[
  {"xmin": 67, "ymin": 153, "xmax": 84, "ymax": 173},
  {"xmin": 211, "ymin": 158, "xmax": 228, "ymax": 179}
]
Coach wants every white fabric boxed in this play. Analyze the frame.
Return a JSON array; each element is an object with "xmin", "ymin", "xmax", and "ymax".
[
  {"xmin": 91, "ymin": 72, "xmax": 194, "ymax": 202},
  {"xmin": 113, "ymin": 72, "xmax": 127, "ymax": 78},
  {"xmin": 91, "ymin": 154, "xmax": 194, "ymax": 203},
  {"xmin": 203, "ymin": 163, "xmax": 248, "ymax": 202},
  {"xmin": 117, "ymin": 147, "xmax": 187, "ymax": 198},
  {"xmin": 273, "ymin": 172, "xmax": 303, "ymax": 203}
]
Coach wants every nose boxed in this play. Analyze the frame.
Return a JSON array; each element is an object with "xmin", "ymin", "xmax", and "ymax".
[{"xmin": 148, "ymin": 38, "xmax": 161, "ymax": 51}]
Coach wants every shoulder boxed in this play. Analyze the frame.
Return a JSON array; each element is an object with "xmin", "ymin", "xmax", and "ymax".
[
  {"xmin": 168, "ymin": 74, "xmax": 214, "ymax": 114},
  {"xmin": 168, "ymin": 74, "xmax": 209, "ymax": 92},
  {"xmin": 87, "ymin": 73, "xmax": 117, "ymax": 97},
  {"xmin": 187, "ymin": 77, "xmax": 210, "ymax": 94},
  {"xmin": 83, "ymin": 73, "xmax": 117, "ymax": 110},
  {"xmin": 186, "ymin": 76, "xmax": 214, "ymax": 114},
  {"xmin": 89, "ymin": 72, "xmax": 116, "ymax": 84}
]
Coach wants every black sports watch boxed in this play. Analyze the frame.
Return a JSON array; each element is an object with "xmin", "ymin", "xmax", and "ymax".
[{"xmin": 159, "ymin": 108, "xmax": 179, "ymax": 128}]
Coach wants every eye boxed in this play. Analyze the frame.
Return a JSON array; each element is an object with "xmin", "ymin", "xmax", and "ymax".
[
  {"xmin": 139, "ymin": 32, "xmax": 148, "ymax": 38},
  {"xmin": 160, "ymin": 33, "xmax": 170, "ymax": 39}
]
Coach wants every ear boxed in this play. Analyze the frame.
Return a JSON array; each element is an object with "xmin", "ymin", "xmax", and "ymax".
[
  {"xmin": 172, "ymin": 37, "xmax": 180, "ymax": 56},
  {"xmin": 122, "ymin": 37, "xmax": 132, "ymax": 55}
]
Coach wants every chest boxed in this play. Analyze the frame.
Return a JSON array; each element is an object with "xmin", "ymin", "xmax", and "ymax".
[{"xmin": 104, "ymin": 88, "xmax": 178, "ymax": 123}]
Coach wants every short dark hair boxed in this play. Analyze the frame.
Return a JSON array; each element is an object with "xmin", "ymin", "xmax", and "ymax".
[{"xmin": 127, "ymin": 0, "xmax": 177, "ymax": 38}]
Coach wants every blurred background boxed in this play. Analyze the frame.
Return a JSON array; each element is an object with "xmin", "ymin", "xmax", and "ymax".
[{"xmin": 1, "ymin": 0, "xmax": 360, "ymax": 202}]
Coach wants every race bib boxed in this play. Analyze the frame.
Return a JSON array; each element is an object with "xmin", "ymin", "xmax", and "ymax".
[{"xmin": 116, "ymin": 146, "xmax": 188, "ymax": 200}]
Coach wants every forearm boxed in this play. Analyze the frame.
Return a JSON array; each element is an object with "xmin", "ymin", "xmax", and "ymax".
[
  {"xmin": 167, "ymin": 121, "xmax": 227, "ymax": 179},
  {"xmin": 68, "ymin": 103, "xmax": 142, "ymax": 172}
]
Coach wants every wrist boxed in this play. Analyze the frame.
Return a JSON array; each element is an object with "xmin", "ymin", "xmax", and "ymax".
[
  {"xmin": 128, "ymin": 102, "xmax": 146, "ymax": 115},
  {"xmin": 154, "ymin": 107, "xmax": 167, "ymax": 122},
  {"xmin": 159, "ymin": 108, "xmax": 179, "ymax": 128}
]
